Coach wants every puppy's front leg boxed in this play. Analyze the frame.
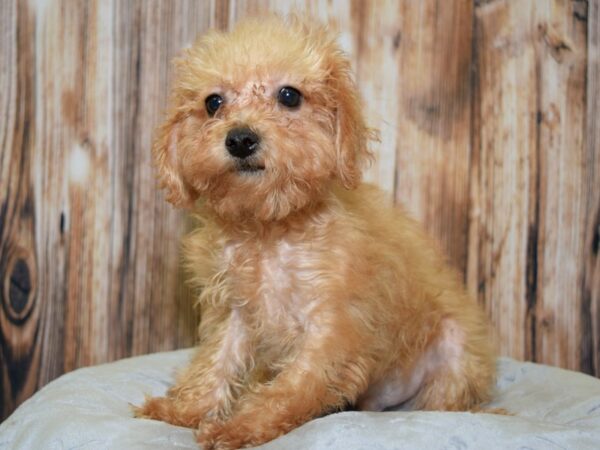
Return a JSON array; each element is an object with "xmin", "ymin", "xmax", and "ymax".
[
  {"xmin": 134, "ymin": 306, "xmax": 251, "ymax": 427},
  {"xmin": 198, "ymin": 316, "xmax": 372, "ymax": 449}
]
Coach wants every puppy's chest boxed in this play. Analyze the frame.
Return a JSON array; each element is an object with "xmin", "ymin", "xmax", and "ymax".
[{"xmin": 221, "ymin": 239, "xmax": 322, "ymax": 330}]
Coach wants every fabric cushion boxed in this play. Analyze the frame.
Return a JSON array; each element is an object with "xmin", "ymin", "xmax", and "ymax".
[{"xmin": 1, "ymin": 349, "xmax": 599, "ymax": 449}]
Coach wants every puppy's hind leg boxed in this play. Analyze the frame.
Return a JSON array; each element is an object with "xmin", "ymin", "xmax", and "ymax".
[{"xmin": 412, "ymin": 318, "xmax": 495, "ymax": 412}]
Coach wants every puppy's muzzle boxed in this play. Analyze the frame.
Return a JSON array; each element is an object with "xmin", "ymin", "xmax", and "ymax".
[{"xmin": 225, "ymin": 127, "xmax": 260, "ymax": 159}]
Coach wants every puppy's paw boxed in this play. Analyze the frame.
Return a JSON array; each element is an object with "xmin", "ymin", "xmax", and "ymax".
[
  {"xmin": 133, "ymin": 395, "xmax": 207, "ymax": 428},
  {"xmin": 197, "ymin": 421, "xmax": 248, "ymax": 450},
  {"xmin": 132, "ymin": 395, "xmax": 172, "ymax": 420}
]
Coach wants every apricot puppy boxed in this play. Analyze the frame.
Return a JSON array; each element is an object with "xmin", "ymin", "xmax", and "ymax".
[{"xmin": 135, "ymin": 16, "xmax": 496, "ymax": 450}]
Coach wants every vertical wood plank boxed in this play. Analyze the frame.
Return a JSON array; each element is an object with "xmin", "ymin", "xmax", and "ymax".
[
  {"xmin": 0, "ymin": 0, "xmax": 41, "ymax": 419},
  {"xmin": 34, "ymin": 0, "xmax": 111, "ymax": 372},
  {"xmin": 105, "ymin": 0, "xmax": 140, "ymax": 363},
  {"xmin": 469, "ymin": 0, "xmax": 537, "ymax": 361},
  {"xmin": 581, "ymin": 0, "xmax": 600, "ymax": 375},
  {"xmin": 210, "ymin": 0, "xmax": 231, "ymax": 30},
  {"xmin": 32, "ymin": 0, "xmax": 68, "ymax": 391},
  {"xmin": 534, "ymin": 0, "xmax": 588, "ymax": 370},
  {"xmin": 394, "ymin": 0, "xmax": 474, "ymax": 273},
  {"xmin": 348, "ymin": 0, "xmax": 400, "ymax": 195}
]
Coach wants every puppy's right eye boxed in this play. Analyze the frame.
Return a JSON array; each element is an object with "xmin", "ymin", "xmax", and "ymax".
[{"xmin": 205, "ymin": 94, "xmax": 224, "ymax": 116}]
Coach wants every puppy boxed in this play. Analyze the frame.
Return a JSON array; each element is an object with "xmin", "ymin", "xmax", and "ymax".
[{"xmin": 135, "ymin": 16, "xmax": 496, "ymax": 450}]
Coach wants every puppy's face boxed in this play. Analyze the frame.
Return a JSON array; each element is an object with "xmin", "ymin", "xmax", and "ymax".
[{"xmin": 155, "ymin": 17, "xmax": 372, "ymax": 221}]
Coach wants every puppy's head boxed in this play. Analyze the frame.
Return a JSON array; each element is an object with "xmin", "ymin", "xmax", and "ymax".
[{"xmin": 154, "ymin": 16, "xmax": 373, "ymax": 221}]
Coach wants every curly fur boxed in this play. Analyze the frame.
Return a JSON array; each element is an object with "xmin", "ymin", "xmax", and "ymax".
[{"xmin": 134, "ymin": 15, "xmax": 496, "ymax": 450}]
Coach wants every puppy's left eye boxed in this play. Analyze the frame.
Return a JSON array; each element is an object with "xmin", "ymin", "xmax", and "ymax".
[{"xmin": 277, "ymin": 86, "xmax": 302, "ymax": 108}]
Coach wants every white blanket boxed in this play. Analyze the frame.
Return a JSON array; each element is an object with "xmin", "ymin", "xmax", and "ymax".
[{"xmin": 1, "ymin": 349, "xmax": 599, "ymax": 449}]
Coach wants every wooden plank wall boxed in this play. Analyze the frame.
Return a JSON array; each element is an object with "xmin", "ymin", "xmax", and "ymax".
[{"xmin": 1, "ymin": 0, "xmax": 598, "ymax": 419}]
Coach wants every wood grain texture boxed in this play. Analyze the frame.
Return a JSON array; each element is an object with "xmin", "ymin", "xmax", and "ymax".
[
  {"xmin": 393, "ymin": 0, "xmax": 474, "ymax": 273},
  {"xmin": 582, "ymin": 0, "xmax": 600, "ymax": 376},
  {"xmin": 0, "ymin": 0, "xmax": 41, "ymax": 419},
  {"xmin": 468, "ymin": 0, "xmax": 594, "ymax": 369},
  {"xmin": 470, "ymin": 0, "xmax": 541, "ymax": 364},
  {"xmin": 0, "ymin": 0, "xmax": 598, "ymax": 420},
  {"xmin": 534, "ymin": 0, "xmax": 588, "ymax": 371}
]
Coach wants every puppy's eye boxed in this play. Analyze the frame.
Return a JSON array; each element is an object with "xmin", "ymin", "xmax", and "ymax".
[
  {"xmin": 277, "ymin": 86, "xmax": 302, "ymax": 108},
  {"xmin": 205, "ymin": 94, "xmax": 224, "ymax": 116}
]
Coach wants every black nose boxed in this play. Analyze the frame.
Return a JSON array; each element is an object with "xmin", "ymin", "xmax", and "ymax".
[{"xmin": 225, "ymin": 128, "xmax": 260, "ymax": 159}]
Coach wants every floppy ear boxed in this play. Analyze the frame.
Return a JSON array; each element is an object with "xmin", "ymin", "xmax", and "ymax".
[
  {"xmin": 152, "ymin": 111, "xmax": 197, "ymax": 208},
  {"xmin": 328, "ymin": 52, "xmax": 375, "ymax": 190}
]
